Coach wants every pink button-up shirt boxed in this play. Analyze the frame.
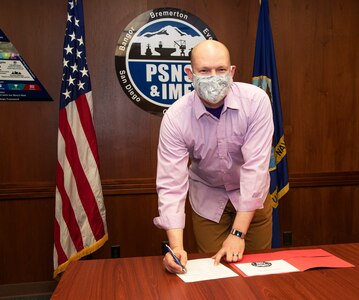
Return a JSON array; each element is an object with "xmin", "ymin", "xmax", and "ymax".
[{"xmin": 153, "ymin": 82, "xmax": 274, "ymax": 230}]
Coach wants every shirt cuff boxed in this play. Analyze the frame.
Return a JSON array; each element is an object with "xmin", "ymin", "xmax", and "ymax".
[
  {"xmin": 153, "ymin": 213, "xmax": 186, "ymax": 230},
  {"xmin": 237, "ymin": 197, "xmax": 265, "ymax": 211}
]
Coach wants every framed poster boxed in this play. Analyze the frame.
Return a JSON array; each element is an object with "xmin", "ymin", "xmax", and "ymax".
[{"xmin": 0, "ymin": 29, "xmax": 52, "ymax": 101}]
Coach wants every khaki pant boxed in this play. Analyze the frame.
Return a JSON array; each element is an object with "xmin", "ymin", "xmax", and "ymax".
[{"xmin": 191, "ymin": 196, "xmax": 272, "ymax": 253}]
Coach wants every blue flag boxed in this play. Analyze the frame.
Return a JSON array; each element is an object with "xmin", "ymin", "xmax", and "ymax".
[{"xmin": 252, "ymin": 0, "xmax": 289, "ymax": 248}]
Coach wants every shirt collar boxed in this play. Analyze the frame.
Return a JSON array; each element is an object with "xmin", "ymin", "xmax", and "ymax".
[
  {"xmin": 193, "ymin": 86, "xmax": 239, "ymax": 119},
  {"xmin": 223, "ymin": 87, "xmax": 240, "ymax": 110}
]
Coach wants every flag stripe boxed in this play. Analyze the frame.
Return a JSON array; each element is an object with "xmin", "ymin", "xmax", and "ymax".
[
  {"xmin": 75, "ymin": 92, "xmax": 100, "ymax": 165},
  {"xmin": 53, "ymin": 218, "xmax": 68, "ymax": 265},
  {"xmin": 56, "ymin": 160, "xmax": 84, "ymax": 252},
  {"xmin": 54, "ymin": 187, "xmax": 78, "ymax": 261},
  {"xmin": 58, "ymin": 107, "xmax": 105, "ymax": 240},
  {"xmin": 64, "ymin": 98, "xmax": 106, "ymax": 238},
  {"xmin": 72, "ymin": 93, "xmax": 106, "ymax": 226},
  {"xmin": 57, "ymin": 126, "xmax": 95, "ymax": 248}
]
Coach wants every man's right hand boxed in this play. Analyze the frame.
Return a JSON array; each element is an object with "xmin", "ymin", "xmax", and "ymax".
[{"xmin": 163, "ymin": 247, "xmax": 187, "ymax": 274}]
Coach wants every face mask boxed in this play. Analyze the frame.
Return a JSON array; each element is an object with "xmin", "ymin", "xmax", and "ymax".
[{"xmin": 192, "ymin": 73, "xmax": 233, "ymax": 104}]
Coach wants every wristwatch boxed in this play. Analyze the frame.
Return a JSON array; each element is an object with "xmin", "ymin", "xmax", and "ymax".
[{"xmin": 231, "ymin": 228, "xmax": 246, "ymax": 239}]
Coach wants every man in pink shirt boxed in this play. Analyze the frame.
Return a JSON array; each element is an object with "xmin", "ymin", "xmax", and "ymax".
[{"xmin": 154, "ymin": 40, "xmax": 274, "ymax": 274}]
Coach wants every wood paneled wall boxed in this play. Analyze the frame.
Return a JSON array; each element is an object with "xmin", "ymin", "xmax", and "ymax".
[{"xmin": 0, "ymin": 0, "xmax": 358, "ymax": 285}]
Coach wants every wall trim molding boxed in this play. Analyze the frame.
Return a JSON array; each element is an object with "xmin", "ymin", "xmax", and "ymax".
[
  {"xmin": 0, "ymin": 178, "xmax": 156, "ymax": 200},
  {"xmin": 0, "ymin": 280, "xmax": 57, "ymax": 298},
  {"xmin": 1, "ymin": 171, "xmax": 359, "ymax": 200},
  {"xmin": 290, "ymin": 171, "xmax": 359, "ymax": 188}
]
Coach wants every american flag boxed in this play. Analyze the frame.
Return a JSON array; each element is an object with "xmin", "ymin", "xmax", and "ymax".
[{"xmin": 53, "ymin": 0, "xmax": 108, "ymax": 278}]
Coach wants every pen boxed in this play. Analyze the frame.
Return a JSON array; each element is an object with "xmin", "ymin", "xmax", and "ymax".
[{"xmin": 165, "ymin": 244, "xmax": 187, "ymax": 273}]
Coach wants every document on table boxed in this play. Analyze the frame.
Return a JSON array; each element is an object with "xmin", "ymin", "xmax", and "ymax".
[
  {"xmin": 235, "ymin": 259, "xmax": 300, "ymax": 277},
  {"xmin": 176, "ymin": 258, "xmax": 238, "ymax": 283}
]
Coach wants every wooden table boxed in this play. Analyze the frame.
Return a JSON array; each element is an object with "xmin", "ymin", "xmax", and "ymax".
[{"xmin": 51, "ymin": 243, "xmax": 359, "ymax": 299}]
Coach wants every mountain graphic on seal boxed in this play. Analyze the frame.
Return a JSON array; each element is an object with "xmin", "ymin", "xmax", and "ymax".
[{"xmin": 129, "ymin": 25, "xmax": 205, "ymax": 60}]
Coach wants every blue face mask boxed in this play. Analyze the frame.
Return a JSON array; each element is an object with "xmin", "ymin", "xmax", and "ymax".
[{"xmin": 192, "ymin": 73, "xmax": 233, "ymax": 104}]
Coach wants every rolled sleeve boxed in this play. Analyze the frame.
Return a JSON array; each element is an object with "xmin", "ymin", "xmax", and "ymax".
[{"xmin": 153, "ymin": 213, "xmax": 186, "ymax": 230}]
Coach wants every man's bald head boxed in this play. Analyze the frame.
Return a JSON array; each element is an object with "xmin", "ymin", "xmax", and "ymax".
[{"xmin": 190, "ymin": 40, "xmax": 231, "ymax": 67}]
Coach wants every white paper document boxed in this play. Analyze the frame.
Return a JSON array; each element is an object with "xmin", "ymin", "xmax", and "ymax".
[
  {"xmin": 235, "ymin": 259, "xmax": 300, "ymax": 277},
  {"xmin": 176, "ymin": 258, "xmax": 239, "ymax": 283}
]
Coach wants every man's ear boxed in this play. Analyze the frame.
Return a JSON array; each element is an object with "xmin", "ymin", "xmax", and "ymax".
[
  {"xmin": 185, "ymin": 66, "xmax": 194, "ymax": 81},
  {"xmin": 230, "ymin": 65, "xmax": 236, "ymax": 78}
]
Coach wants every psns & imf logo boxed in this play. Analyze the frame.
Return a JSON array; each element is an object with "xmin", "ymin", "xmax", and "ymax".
[{"xmin": 115, "ymin": 7, "xmax": 216, "ymax": 116}]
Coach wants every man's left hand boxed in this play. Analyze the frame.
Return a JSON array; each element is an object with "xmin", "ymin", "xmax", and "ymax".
[{"xmin": 212, "ymin": 234, "xmax": 245, "ymax": 265}]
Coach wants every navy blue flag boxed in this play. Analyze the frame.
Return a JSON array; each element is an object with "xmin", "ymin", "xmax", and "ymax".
[{"xmin": 252, "ymin": 0, "xmax": 289, "ymax": 248}]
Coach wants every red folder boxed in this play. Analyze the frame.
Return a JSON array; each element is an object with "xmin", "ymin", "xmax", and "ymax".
[{"xmin": 232, "ymin": 248, "xmax": 354, "ymax": 277}]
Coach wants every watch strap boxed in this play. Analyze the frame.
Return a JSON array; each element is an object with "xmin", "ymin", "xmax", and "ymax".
[{"xmin": 231, "ymin": 228, "xmax": 246, "ymax": 239}]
